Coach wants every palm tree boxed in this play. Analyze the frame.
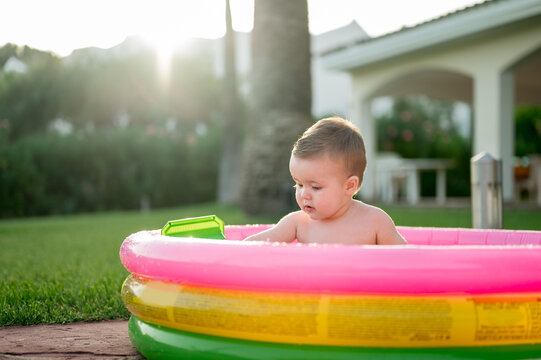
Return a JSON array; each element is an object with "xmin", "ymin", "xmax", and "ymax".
[{"xmin": 242, "ymin": 0, "xmax": 312, "ymax": 214}]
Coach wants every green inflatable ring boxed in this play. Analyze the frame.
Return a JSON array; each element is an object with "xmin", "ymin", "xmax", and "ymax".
[{"xmin": 128, "ymin": 316, "xmax": 541, "ymax": 360}]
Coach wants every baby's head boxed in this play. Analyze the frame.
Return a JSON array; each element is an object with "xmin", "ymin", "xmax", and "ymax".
[{"xmin": 292, "ymin": 117, "xmax": 367, "ymax": 190}]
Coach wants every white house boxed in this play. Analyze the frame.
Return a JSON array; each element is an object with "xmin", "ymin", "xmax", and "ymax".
[
  {"xmin": 3, "ymin": 56, "xmax": 27, "ymax": 73},
  {"xmin": 211, "ymin": 22, "xmax": 370, "ymax": 118},
  {"xmin": 310, "ymin": 21, "xmax": 370, "ymax": 118},
  {"xmin": 322, "ymin": 0, "xmax": 541, "ymax": 203}
]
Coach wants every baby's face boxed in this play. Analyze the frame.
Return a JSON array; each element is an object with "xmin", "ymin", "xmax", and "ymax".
[{"xmin": 289, "ymin": 154, "xmax": 355, "ymax": 221}]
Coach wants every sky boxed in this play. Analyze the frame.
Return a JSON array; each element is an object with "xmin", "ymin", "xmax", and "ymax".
[{"xmin": 1, "ymin": 0, "xmax": 484, "ymax": 57}]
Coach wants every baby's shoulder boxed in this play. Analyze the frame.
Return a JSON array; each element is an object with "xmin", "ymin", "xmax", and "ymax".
[
  {"xmin": 351, "ymin": 200, "xmax": 391, "ymax": 221},
  {"xmin": 352, "ymin": 199, "xmax": 382, "ymax": 214},
  {"xmin": 349, "ymin": 200, "xmax": 406, "ymax": 245},
  {"xmin": 280, "ymin": 210, "xmax": 309, "ymax": 226}
]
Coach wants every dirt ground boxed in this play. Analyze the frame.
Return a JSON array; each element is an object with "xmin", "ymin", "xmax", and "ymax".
[{"xmin": 0, "ymin": 320, "xmax": 144, "ymax": 360}]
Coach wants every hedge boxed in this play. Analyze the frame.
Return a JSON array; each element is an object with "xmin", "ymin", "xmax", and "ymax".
[{"xmin": 0, "ymin": 127, "xmax": 220, "ymax": 217}]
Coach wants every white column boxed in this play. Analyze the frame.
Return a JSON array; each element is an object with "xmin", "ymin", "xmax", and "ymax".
[
  {"xmin": 352, "ymin": 96, "xmax": 376, "ymax": 201},
  {"xmin": 500, "ymin": 70, "xmax": 515, "ymax": 202},
  {"xmin": 436, "ymin": 168, "xmax": 446, "ymax": 205},
  {"xmin": 406, "ymin": 168, "xmax": 420, "ymax": 205},
  {"xmin": 473, "ymin": 69, "xmax": 514, "ymax": 202}
]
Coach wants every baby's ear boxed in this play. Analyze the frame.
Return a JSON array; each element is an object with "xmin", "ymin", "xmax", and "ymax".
[{"xmin": 346, "ymin": 176, "xmax": 359, "ymax": 194}]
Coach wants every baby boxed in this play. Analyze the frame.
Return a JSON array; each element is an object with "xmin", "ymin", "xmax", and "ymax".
[{"xmin": 244, "ymin": 117, "xmax": 407, "ymax": 245}]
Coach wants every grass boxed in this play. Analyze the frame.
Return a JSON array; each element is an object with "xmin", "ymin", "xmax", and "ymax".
[
  {"xmin": 0, "ymin": 203, "xmax": 279, "ymax": 327},
  {"xmin": 385, "ymin": 205, "xmax": 541, "ymax": 230},
  {"xmin": 0, "ymin": 202, "xmax": 539, "ymax": 326}
]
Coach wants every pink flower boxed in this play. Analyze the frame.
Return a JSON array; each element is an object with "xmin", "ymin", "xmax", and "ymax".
[{"xmin": 402, "ymin": 129, "xmax": 414, "ymax": 142}]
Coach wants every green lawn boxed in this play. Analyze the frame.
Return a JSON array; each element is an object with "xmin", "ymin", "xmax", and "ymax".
[
  {"xmin": 1, "ymin": 202, "xmax": 539, "ymax": 326},
  {"xmin": 0, "ymin": 203, "xmax": 279, "ymax": 326},
  {"xmin": 386, "ymin": 205, "xmax": 541, "ymax": 230}
]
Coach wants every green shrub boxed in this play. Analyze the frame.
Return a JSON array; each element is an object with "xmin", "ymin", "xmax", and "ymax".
[
  {"xmin": 515, "ymin": 105, "xmax": 541, "ymax": 156},
  {"xmin": 0, "ymin": 127, "xmax": 220, "ymax": 217},
  {"xmin": 377, "ymin": 96, "xmax": 471, "ymax": 197}
]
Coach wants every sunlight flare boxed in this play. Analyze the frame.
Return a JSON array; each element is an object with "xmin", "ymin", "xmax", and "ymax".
[{"xmin": 141, "ymin": 31, "xmax": 189, "ymax": 87}]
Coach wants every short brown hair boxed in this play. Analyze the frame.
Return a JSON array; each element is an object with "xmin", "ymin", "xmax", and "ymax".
[{"xmin": 292, "ymin": 117, "xmax": 367, "ymax": 186}]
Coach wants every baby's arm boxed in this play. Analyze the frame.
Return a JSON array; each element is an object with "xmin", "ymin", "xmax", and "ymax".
[
  {"xmin": 373, "ymin": 208, "xmax": 407, "ymax": 245},
  {"xmin": 243, "ymin": 212, "xmax": 299, "ymax": 243}
]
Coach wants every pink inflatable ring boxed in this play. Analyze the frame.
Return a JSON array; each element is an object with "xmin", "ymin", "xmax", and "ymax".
[{"xmin": 120, "ymin": 224, "xmax": 541, "ymax": 295}]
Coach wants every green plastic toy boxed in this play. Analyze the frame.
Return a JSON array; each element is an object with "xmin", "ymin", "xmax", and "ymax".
[{"xmin": 161, "ymin": 215, "xmax": 225, "ymax": 240}]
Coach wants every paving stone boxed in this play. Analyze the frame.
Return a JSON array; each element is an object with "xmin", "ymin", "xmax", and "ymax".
[{"xmin": 0, "ymin": 321, "xmax": 143, "ymax": 359}]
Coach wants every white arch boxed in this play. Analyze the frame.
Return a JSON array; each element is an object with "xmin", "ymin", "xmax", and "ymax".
[{"xmin": 345, "ymin": 18, "xmax": 541, "ymax": 202}]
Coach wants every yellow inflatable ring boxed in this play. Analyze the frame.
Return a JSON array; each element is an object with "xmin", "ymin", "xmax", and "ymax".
[{"xmin": 123, "ymin": 274, "xmax": 541, "ymax": 348}]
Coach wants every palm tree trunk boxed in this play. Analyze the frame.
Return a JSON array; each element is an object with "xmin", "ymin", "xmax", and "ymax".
[{"xmin": 242, "ymin": 0, "xmax": 312, "ymax": 214}]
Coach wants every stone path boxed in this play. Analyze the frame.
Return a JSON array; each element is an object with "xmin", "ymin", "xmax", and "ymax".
[{"xmin": 0, "ymin": 321, "xmax": 144, "ymax": 359}]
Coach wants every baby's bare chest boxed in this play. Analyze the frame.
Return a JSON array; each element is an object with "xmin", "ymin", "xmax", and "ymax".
[{"xmin": 297, "ymin": 222, "xmax": 377, "ymax": 245}]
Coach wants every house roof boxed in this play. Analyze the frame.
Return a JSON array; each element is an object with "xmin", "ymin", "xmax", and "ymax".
[
  {"xmin": 3, "ymin": 56, "xmax": 27, "ymax": 74},
  {"xmin": 322, "ymin": 0, "xmax": 541, "ymax": 71},
  {"xmin": 311, "ymin": 21, "xmax": 370, "ymax": 56}
]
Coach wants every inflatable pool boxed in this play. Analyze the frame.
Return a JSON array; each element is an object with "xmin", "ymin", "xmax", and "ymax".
[{"xmin": 120, "ymin": 215, "xmax": 541, "ymax": 359}]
